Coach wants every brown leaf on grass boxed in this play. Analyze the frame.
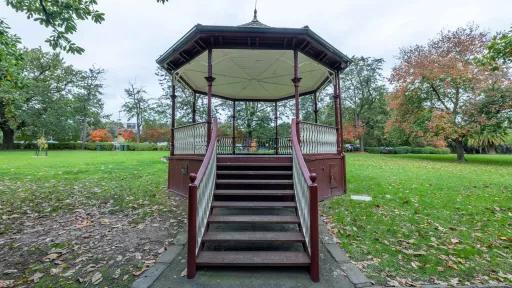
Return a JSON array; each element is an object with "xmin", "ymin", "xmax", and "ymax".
[
  {"xmin": 91, "ymin": 271, "xmax": 102, "ymax": 284},
  {"xmin": 447, "ymin": 261, "xmax": 459, "ymax": 270},
  {"xmin": 29, "ymin": 272, "xmax": 44, "ymax": 283},
  {"xmin": 0, "ymin": 280, "xmax": 15, "ymax": 288}
]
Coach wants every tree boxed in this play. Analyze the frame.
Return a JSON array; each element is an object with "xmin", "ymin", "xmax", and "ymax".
[
  {"xmin": 5, "ymin": 0, "xmax": 169, "ymax": 54},
  {"xmin": 389, "ymin": 25, "xmax": 511, "ymax": 161},
  {"xmin": 340, "ymin": 56, "xmax": 388, "ymax": 151},
  {"xmin": 17, "ymin": 48, "xmax": 78, "ymax": 142},
  {"xmin": 73, "ymin": 67, "xmax": 105, "ymax": 148},
  {"xmin": 0, "ymin": 20, "xmax": 23, "ymax": 149},
  {"xmin": 480, "ymin": 25, "xmax": 512, "ymax": 69},
  {"xmin": 122, "ymin": 83, "xmax": 149, "ymax": 143},
  {"xmin": 90, "ymin": 128, "xmax": 112, "ymax": 142}
]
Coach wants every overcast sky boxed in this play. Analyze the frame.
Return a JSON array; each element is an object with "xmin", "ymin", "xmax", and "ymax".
[{"xmin": 1, "ymin": 0, "xmax": 511, "ymax": 120}]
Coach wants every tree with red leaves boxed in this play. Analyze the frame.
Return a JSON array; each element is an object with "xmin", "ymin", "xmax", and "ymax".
[
  {"xmin": 389, "ymin": 25, "xmax": 512, "ymax": 161},
  {"xmin": 90, "ymin": 129, "xmax": 113, "ymax": 142},
  {"xmin": 121, "ymin": 129, "xmax": 135, "ymax": 142}
]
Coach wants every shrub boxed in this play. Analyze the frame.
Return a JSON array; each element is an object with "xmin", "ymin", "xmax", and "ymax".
[
  {"xmin": 90, "ymin": 129, "xmax": 113, "ymax": 142},
  {"xmin": 365, "ymin": 146, "xmax": 450, "ymax": 154},
  {"xmin": 127, "ymin": 143, "xmax": 158, "ymax": 151}
]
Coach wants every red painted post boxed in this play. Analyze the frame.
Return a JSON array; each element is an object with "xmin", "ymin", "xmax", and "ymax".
[
  {"xmin": 187, "ymin": 173, "xmax": 198, "ymax": 279},
  {"xmin": 338, "ymin": 72, "xmax": 347, "ymax": 192},
  {"xmin": 292, "ymin": 50, "xmax": 302, "ymax": 141},
  {"xmin": 309, "ymin": 173, "xmax": 320, "ymax": 282},
  {"xmin": 170, "ymin": 73, "xmax": 177, "ymax": 156},
  {"xmin": 232, "ymin": 101, "xmax": 236, "ymax": 155},
  {"xmin": 192, "ymin": 92, "xmax": 197, "ymax": 123},
  {"xmin": 205, "ymin": 49, "xmax": 215, "ymax": 145},
  {"xmin": 274, "ymin": 101, "xmax": 279, "ymax": 155},
  {"xmin": 333, "ymin": 71, "xmax": 342, "ymax": 154}
]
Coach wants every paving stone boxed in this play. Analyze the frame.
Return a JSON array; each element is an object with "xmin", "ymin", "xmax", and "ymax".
[
  {"xmin": 132, "ymin": 263, "xmax": 168, "ymax": 288},
  {"xmin": 173, "ymin": 232, "xmax": 187, "ymax": 246},
  {"xmin": 157, "ymin": 245, "xmax": 183, "ymax": 264},
  {"xmin": 341, "ymin": 263, "xmax": 372, "ymax": 288},
  {"xmin": 325, "ymin": 243, "xmax": 351, "ymax": 264}
]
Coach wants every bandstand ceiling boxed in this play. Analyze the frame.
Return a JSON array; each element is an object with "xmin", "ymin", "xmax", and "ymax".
[{"xmin": 176, "ymin": 49, "xmax": 331, "ymax": 101}]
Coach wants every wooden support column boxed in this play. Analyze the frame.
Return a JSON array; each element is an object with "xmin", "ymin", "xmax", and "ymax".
[
  {"xmin": 333, "ymin": 71, "xmax": 342, "ymax": 154},
  {"xmin": 292, "ymin": 50, "xmax": 302, "ymax": 139},
  {"xmin": 313, "ymin": 91, "xmax": 318, "ymax": 124},
  {"xmin": 205, "ymin": 49, "xmax": 215, "ymax": 144},
  {"xmin": 232, "ymin": 100, "xmax": 236, "ymax": 155},
  {"xmin": 170, "ymin": 72, "xmax": 177, "ymax": 156},
  {"xmin": 192, "ymin": 92, "xmax": 197, "ymax": 123},
  {"xmin": 274, "ymin": 101, "xmax": 279, "ymax": 155}
]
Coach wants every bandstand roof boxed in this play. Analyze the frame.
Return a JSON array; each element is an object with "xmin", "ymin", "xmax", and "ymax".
[{"xmin": 156, "ymin": 10, "xmax": 351, "ymax": 101}]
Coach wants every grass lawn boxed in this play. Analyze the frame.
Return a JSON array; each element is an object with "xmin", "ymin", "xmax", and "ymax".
[
  {"xmin": 324, "ymin": 153, "xmax": 512, "ymax": 285},
  {"xmin": 0, "ymin": 150, "xmax": 184, "ymax": 287}
]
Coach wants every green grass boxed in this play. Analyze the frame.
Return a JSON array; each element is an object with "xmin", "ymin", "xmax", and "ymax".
[
  {"xmin": 0, "ymin": 151, "xmax": 171, "ymax": 227},
  {"xmin": 324, "ymin": 153, "xmax": 512, "ymax": 285}
]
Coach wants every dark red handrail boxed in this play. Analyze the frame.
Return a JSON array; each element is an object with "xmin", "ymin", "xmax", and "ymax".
[
  {"xmin": 187, "ymin": 118, "xmax": 217, "ymax": 279},
  {"xmin": 291, "ymin": 118, "xmax": 320, "ymax": 282}
]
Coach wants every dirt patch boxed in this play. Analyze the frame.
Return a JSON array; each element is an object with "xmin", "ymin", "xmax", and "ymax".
[{"xmin": 0, "ymin": 197, "xmax": 186, "ymax": 287}]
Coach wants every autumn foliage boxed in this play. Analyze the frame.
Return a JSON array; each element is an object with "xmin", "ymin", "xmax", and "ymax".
[
  {"xmin": 141, "ymin": 128, "xmax": 170, "ymax": 143},
  {"xmin": 120, "ymin": 129, "xmax": 135, "ymax": 142},
  {"xmin": 89, "ymin": 129, "xmax": 113, "ymax": 142},
  {"xmin": 388, "ymin": 25, "xmax": 512, "ymax": 161},
  {"xmin": 343, "ymin": 123, "xmax": 364, "ymax": 143}
]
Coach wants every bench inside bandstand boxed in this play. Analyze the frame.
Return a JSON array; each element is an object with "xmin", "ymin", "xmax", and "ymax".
[{"xmin": 156, "ymin": 10, "xmax": 350, "ymax": 282}]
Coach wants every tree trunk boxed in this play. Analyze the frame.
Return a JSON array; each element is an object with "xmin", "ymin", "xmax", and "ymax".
[
  {"xmin": 1, "ymin": 125, "xmax": 15, "ymax": 150},
  {"xmin": 455, "ymin": 140, "xmax": 466, "ymax": 162},
  {"xmin": 359, "ymin": 133, "xmax": 364, "ymax": 153},
  {"xmin": 488, "ymin": 145, "xmax": 496, "ymax": 154}
]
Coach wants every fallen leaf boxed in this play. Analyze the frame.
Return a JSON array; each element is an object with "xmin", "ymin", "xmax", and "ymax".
[
  {"xmin": 30, "ymin": 272, "xmax": 44, "ymax": 283},
  {"xmin": 180, "ymin": 268, "xmax": 187, "ymax": 277},
  {"xmin": 113, "ymin": 269, "xmax": 121, "ymax": 279},
  {"xmin": 91, "ymin": 272, "xmax": 102, "ymax": 284},
  {"xmin": 0, "ymin": 280, "xmax": 15, "ymax": 288}
]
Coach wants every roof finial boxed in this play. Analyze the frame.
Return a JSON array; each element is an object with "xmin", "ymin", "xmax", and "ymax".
[{"xmin": 253, "ymin": 0, "xmax": 258, "ymax": 21}]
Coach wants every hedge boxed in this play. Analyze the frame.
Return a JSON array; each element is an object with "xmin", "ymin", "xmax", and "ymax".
[
  {"xmin": 12, "ymin": 142, "xmax": 169, "ymax": 151},
  {"xmin": 365, "ymin": 146, "xmax": 450, "ymax": 154}
]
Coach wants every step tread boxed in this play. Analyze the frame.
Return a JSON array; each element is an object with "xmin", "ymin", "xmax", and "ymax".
[
  {"xmin": 217, "ymin": 170, "xmax": 292, "ymax": 175},
  {"xmin": 216, "ymin": 179, "xmax": 293, "ymax": 184},
  {"xmin": 212, "ymin": 201, "xmax": 296, "ymax": 208},
  {"xmin": 208, "ymin": 215, "xmax": 300, "ymax": 224},
  {"xmin": 197, "ymin": 251, "xmax": 310, "ymax": 266},
  {"xmin": 215, "ymin": 189, "xmax": 294, "ymax": 196},
  {"xmin": 203, "ymin": 231, "xmax": 304, "ymax": 241},
  {"xmin": 218, "ymin": 163, "xmax": 292, "ymax": 167}
]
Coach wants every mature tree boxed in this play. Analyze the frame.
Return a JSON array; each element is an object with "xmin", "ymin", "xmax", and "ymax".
[
  {"xmin": 18, "ymin": 48, "xmax": 78, "ymax": 141},
  {"xmin": 480, "ymin": 25, "xmax": 512, "ymax": 69},
  {"xmin": 0, "ymin": 20, "xmax": 23, "ymax": 149},
  {"xmin": 389, "ymin": 25, "xmax": 512, "ymax": 161},
  {"xmin": 122, "ymin": 83, "xmax": 149, "ymax": 143},
  {"xmin": 73, "ymin": 67, "xmax": 105, "ymax": 147},
  {"xmin": 340, "ymin": 56, "xmax": 388, "ymax": 150},
  {"xmin": 5, "ymin": 0, "xmax": 169, "ymax": 54}
]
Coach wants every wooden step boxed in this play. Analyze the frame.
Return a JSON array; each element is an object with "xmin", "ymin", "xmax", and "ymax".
[
  {"xmin": 218, "ymin": 163, "xmax": 291, "ymax": 167},
  {"xmin": 208, "ymin": 215, "xmax": 300, "ymax": 224},
  {"xmin": 216, "ymin": 179, "xmax": 293, "ymax": 185},
  {"xmin": 203, "ymin": 231, "xmax": 304, "ymax": 242},
  {"xmin": 215, "ymin": 190, "xmax": 294, "ymax": 196},
  {"xmin": 217, "ymin": 171, "xmax": 292, "ymax": 175},
  {"xmin": 196, "ymin": 251, "xmax": 310, "ymax": 266},
  {"xmin": 212, "ymin": 201, "xmax": 296, "ymax": 208}
]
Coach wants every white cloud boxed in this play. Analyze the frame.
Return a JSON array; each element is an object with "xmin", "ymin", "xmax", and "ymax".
[{"xmin": 1, "ymin": 0, "xmax": 511, "ymax": 119}]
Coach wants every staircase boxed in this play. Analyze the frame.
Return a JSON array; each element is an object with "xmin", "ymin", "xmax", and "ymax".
[{"xmin": 196, "ymin": 159, "xmax": 311, "ymax": 267}]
